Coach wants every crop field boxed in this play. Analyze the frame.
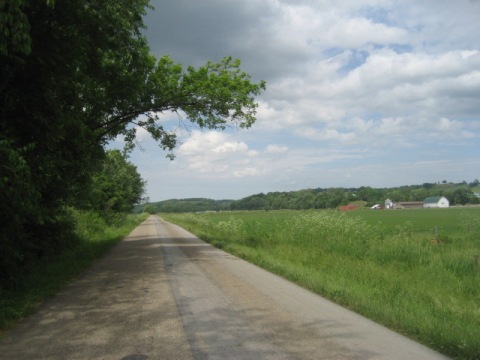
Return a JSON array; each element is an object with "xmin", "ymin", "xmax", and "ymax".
[{"xmin": 161, "ymin": 207, "xmax": 480, "ymax": 359}]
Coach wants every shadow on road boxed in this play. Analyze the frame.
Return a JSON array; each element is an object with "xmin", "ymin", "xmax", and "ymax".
[{"xmin": 0, "ymin": 219, "xmax": 192, "ymax": 360}]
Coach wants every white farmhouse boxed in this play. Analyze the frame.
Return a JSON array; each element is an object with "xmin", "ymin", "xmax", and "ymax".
[{"xmin": 423, "ymin": 196, "xmax": 449, "ymax": 208}]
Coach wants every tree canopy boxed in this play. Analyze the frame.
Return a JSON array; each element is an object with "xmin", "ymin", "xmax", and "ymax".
[
  {"xmin": 0, "ymin": 0, "xmax": 265, "ymax": 286},
  {"xmin": 89, "ymin": 150, "xmax": 146, "ymax": 213}
]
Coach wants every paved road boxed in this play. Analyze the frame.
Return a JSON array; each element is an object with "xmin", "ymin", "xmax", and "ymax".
[{"xmin": 0, "ymin": 215, "xmax": 450, "ymax": 359}]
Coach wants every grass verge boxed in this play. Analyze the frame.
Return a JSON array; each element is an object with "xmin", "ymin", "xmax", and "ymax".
[{"xmin": 0, "ymin": 210, "xmax": 148, "ymax": 335}]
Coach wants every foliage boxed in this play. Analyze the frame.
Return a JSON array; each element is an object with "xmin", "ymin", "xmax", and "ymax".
[
  {"xmin": 88, "ymin": 150, "xmax": 146, "ymax": 213},
  {"xmin": 163, "ymin": 208, "xmax": 480, "ymax": 359},
  {"xmin": 142, "ymin": 204, "xmax": 158, "ymax": 214},
  {"xmin": 137, "ymin": 198, "xmax": 233, "ymax": 213},
  {"xmin": 0, "ymin": 0, "xmax": 32, "ymax": 57},
  {"xmin": 229, "ymin": 181, "xmax": 479, "ymax": 211},
  {"xmin": 0, "ymin": 0, "xmax": 264, "ymax": 286},
  {"xmin": 0, "ymin": 139, "xmax": 38, "ymax": 281}
]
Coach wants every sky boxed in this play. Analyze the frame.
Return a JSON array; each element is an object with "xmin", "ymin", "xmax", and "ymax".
[{"xmin": 111, "ymin": 0, "xmax": 480, "ymax": 201}]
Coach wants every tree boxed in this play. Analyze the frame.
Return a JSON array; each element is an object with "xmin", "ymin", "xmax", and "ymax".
[
  {"xmin": 422, "ymin": 182, "xmax": 435, "ymax": 189},
  {"xmin": 89, "ymin": 150, "xmax": 146, "ymax": 213},
  {"xmin": 143, "ymin": 204, "xmax": 158, "ymax": 214},
  {"xmin": 0, "ymin": 0, "xmax": 265, "ymax": 285},
  {"xmin": 357, "ymin": 186, "xmax": 385, "ymax": 204},
  {"xmin": 450, "ymin": 188, "xmax": 474, "ymax": 205},
  {"xmin": 0, "ymin": 139, "xmax": 40, "ymax": 282}
]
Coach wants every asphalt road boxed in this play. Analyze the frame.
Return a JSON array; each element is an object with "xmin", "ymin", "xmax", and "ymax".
[{"xmin": 0, "ymin": 215, "xmax": 450, "ymax": 359}]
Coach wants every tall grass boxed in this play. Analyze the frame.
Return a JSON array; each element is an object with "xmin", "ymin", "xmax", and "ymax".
[
  {"xmin": 162, "ymin": 209, "xmax": 480, "ymax": 360},
  {"xmin": 0, "ymin": 210, "xmax": 148, "ymax": 335}
]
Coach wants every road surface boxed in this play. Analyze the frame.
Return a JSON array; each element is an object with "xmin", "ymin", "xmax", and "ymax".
[{"xmin": 0, "ymin": 215, "xmax": 450, "ymax": 359}]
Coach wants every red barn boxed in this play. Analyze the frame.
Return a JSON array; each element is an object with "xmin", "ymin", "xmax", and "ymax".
[{"xmin": 339, "ymin": 205, "xmax": 358, "ymax": 211}]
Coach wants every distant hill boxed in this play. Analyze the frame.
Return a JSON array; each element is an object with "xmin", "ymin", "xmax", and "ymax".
[
  {"xmin": 135, "ymin": 198, "xmax": 234, "ymax": 213},
  {"xmin": 136, "ymin": 179, "xmax": 480, "ymax": 213}
]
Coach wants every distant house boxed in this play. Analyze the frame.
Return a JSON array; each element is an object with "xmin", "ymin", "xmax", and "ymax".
[{"xmin": 423, "ymin": 196, "xmax": 449, "ymax": 208}]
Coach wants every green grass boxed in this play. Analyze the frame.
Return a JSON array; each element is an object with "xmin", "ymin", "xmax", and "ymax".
[
  {"xmin": 347, "ymin": 207, "xmax": 480, "ymax": 234},
  {"xmin": 0, "ymin": 211, "xmax": 149, "ymax": 335},
  {"xmin": 162, "ymin": 208, "xmax": 480, "ymax": 360}
]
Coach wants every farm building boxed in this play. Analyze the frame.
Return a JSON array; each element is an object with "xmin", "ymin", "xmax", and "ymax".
[
  {"xmin": 339, "ymin": 204, "xmax": 358, "ymax": 211},
  {"xmin": 394, "ymin": 201, "xmax": 424, "ymax": 209},
  {"xmin": 384, "ymin": 199, "xmax": 394, "ymax": 209},
  {"xmin": 423, "ymin": 196, "xmax": 449, "ymax": 208}
]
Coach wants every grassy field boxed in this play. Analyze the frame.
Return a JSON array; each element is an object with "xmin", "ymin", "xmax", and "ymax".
[{"xmin": 162, "ymin": 207, "xmax": 480, "ymax": 360}]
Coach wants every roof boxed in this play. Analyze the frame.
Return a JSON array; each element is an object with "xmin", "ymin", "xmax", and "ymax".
[
  {"xmin": 396, "ymin": 201, "xmax": 424, "ymax": 205},
  {"xmin": 339, "ymin": 205, "xmax": 358, "ymax": 211},
  {"xmin": 423, "ymin": 196, "xmax": 444, "ymax": 203}
]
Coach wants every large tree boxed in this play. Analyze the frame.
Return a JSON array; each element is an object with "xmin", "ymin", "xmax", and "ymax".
[
  {"xmin": 89, "ymin": 150, "xmax": 146, "ymax": 213},
  {"xmin": 0, "ymin": 0, "xmax": 265, "ymax": 284}
]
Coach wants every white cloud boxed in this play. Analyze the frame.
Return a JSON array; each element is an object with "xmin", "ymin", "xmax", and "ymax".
[
  {"xmin": 178, "ymin": 131, "xmax": 290, "ymax": 179},
  {"xmin": 134, "ymin": 0, "xmax": 480, "ymax": 200},
  {"xmin": 259, "ymin": 47, "xmax": 480, "ymax": 148},
  {"xmin": 174, "ymin": 130, "xmax": 367, "ymax": 183},
  {"xmin": 324, "ymin": 17, "xmax": 408, "ymax": 48},
  {"xmin": 179, "ymin": 131, "xmax": 246, "ymax": 155},
  {"xmin": 265, "ymin": 144, "xmax": 289, "ymax": 154},
  {"xmin": 233, "ymin": 167, "xmax": 262, "ymax": 178},
  {"xmin": 135, "ymin": 126, "xmax": 151, "ymax": 142}
]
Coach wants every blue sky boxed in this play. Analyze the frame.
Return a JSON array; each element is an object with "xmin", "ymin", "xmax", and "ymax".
[{"xmin": 111, "ymin": 0, "xmax": 480, "ymax": 201}]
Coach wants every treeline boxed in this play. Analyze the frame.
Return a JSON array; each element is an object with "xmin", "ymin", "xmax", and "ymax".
[
  {"xmin": 1, "ymin": 1, "xmax": 263, "ymax": 288},
  {"xmin": 0, "ymin": 146, "xmax": 145, "ymax": 287},
  {"xmin": 231, "ymin": 182, "xmax": 480, "ymax": 210},
  {"xmin": 142, "ymin": 180, "xmax": 480, "ymax": 213},
  {"xmin": 139, "ymin": 198, "xmax": 233, "ymax": 213}
]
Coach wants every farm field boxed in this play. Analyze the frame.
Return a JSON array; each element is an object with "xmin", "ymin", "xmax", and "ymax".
[{"xmin": 161, "ymin": 207, "xmax": 480, "ymax": 360}]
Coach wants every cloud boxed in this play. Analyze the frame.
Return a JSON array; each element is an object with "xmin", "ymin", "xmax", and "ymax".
[
  {"xmin": 135, "ymin": 126, "xmax": 152, "ymax": 142},
  {"xmin": 131, "ymin": 0, "xmax": 480, "ymax": 200},
  {"xmin": 174, "ymin": 130, "xmax": 367, "ymax": 181},
  {"xmin": 179, "ymin": 131, "xmax": 248, "ymax": 156},
  {"xmin": 324, "ymin": 17, "xmax": 408, "ymax": 48},
  {"xmin": 265, "ymin": 145, "xmax": 288, "ymax": 154},
  {"xmin": 177, "ymin": 131, "xmax": 260, "ymax": 179},
  {"xmin": 175, "ymin": 130, "xmax": 364, "ymax": 182},
  {"xmin": 258, "ymin": 47, "xmax": 480, "ymax": 149}
]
